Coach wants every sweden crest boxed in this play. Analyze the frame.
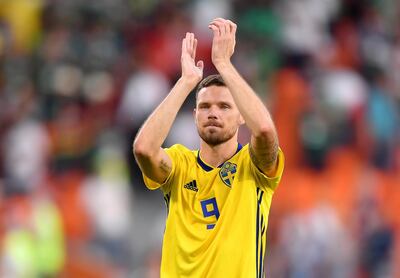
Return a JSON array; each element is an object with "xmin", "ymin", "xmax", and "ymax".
[{"xmin": 219, "ymin": 162, "xmax": 237, "ymax": 187}]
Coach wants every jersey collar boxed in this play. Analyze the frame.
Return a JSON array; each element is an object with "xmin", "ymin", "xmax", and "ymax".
[{"xmin": 197, "ymin": 143, "xmax": 243, "ymax": 172}]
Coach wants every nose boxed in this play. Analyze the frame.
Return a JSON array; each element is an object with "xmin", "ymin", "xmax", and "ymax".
[{"xmin": 207, "ymin": 106, "xmax": 218, "ymax": 119}]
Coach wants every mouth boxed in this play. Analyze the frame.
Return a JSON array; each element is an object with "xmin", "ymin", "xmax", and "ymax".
[{"xmin": 204, "ymin": 122, "xmax": 222, "ymax": 128}]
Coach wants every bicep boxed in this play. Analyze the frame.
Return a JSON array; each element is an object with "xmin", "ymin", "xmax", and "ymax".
[{"xmin": 134, "ymin": 147, "xmax": 172, "ymax": 184}]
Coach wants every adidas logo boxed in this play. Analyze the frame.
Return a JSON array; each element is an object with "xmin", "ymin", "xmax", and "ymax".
[{"xmin": 184, "ymin": 180, "xmax": 198, "ymax": 192}]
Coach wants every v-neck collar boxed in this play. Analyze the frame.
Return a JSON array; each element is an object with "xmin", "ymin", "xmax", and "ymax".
[{"xmin": 197, "ymin": 143, "xmax": 243, "ymax": 172}]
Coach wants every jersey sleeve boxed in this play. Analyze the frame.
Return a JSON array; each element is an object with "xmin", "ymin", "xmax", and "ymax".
[
  {"xmin": 142, "ymin": 144, "xmax": 184, "ymax": 193},
  {"xmin": 248, "ymin": 146, "xmax": 285, "ymax": 192}
]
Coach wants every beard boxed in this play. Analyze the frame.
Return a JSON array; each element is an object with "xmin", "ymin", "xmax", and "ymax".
[{"xmin": 197, "ymin": 125, "xmax": 237, "ymax": 146}]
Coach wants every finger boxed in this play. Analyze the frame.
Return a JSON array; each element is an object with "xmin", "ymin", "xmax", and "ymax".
[
  {"xmin": 227, "ymin": 20, "xmax": 237, "ymax": 34},
  {"xmin": 215, "ymin": 18, "xmax": 234, "ymax": 35},
  {"xmin": 208, "ymin": 24, "xmax": 220, "ymax": 37},
  {"xmin": 218, "ymin": 18, "xmax": 229, "ymax": 35},
  {"xmin": 193, "ymin": 38, "xmax": 198, "ymax": 59},
  {"xmin": 182, "ymin": 37, "xmax": 187, "ymax": 55},
  {"xmin": 223, "ymin": 21, "xmax": 229, "ymax": 36},
  {"xmin": 210, "ymin": 18, "xmax": 225, "ymax": 27},
  {"xmin": 189, "ymin": 33, "xmax": 194, "ymax": 56},
  {"xmin": 214, "ymin": 18, "xmax": 228, "ymax": 28},
  {"xmin": 185, "ymin": 32, "xmax": 190, "ymax": 54},
  {"xmin": 210, "ymin": 20, "xmax": 225, "ymax": 36},
  {"xmin": 197, "ymin": 60, "xmax": 204, "ymax": 71}
]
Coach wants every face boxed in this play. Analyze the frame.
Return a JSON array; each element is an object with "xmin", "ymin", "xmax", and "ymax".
[{"xmin": 194, "ymin": 85, "xmax": 244, "ymax": 146}]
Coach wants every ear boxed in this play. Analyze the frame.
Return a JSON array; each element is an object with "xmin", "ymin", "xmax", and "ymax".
[
  {"xmin": 193, "ymin": 108, "xmax": 197, "ymax": 124},
  {"xmin": 238, "ymin": 114, "xmax": 245, "ymax": 125}
]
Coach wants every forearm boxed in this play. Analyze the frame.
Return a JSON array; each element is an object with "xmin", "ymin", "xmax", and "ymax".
[
  {"xmin": 216, "ymin": 62, "xmax": 277, "ymax": 137},
  {"xmin": 134, "ymin": 78, "xmax": 195, "ymax": 155},
  {"xmin": 134, "ymin": 32, "xmax": 203, "ymax": 183},
  {"xmin": 218, "ymin": 62, "xmax": 279, "ymax": 173},
  {"xmin": 209, "ymin": 17, "xmax": 279, "ymax": 174}
]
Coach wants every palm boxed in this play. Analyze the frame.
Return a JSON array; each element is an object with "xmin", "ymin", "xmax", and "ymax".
[{"xmin": 181, "ymin": 33, "xmax": 203, "ymax": 83}]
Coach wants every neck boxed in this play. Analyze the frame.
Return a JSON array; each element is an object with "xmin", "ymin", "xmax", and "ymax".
[{"xmin": 199, "ymin": 136, "xmax": 239, "ymax": 167}]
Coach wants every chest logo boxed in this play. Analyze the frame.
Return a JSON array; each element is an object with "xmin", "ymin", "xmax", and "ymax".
[
  {"xmin": 184, "ymin": 180, "xmax": 198, "ymax": 192},
  {"xmin": 219, "ymin": 162, "xmax": 237, "ymax": 187}
]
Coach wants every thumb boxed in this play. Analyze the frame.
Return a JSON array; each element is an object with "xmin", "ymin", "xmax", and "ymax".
[{"xmin": 197, "ymin": 60, "xmax": 204, "ymax": 70}]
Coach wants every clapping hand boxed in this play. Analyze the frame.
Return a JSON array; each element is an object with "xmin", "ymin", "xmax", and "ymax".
[
  {"xmin": 208, "ymin": 18, "xmax": 237, "ymax": 68},
  {"xmin": 181, "ymin": 32, "xmax": 204, "ymax": 85}
]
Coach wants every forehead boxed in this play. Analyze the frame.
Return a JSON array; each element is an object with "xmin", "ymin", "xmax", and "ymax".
[{"xmin": 197, "ymin": 85, "xmax": 234, "ymax": 103}]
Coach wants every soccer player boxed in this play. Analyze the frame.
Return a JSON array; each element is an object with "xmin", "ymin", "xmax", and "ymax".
[{"xmin": 133, "ymin": 18, "xmax": 284, "ymax": 277}]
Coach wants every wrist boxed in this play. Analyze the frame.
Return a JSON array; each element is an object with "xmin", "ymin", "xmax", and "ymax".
[
  {"xmin": 214, "ymin": 60, "xmax": 233, "ymax": 72},
  {"xmin": 177, "ymin": 76, "xmax": 199, "ymax": 91}
]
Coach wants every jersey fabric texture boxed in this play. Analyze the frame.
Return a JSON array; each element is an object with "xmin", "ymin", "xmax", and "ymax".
[{"xmin": 143, "ymin": 143, "xmax": 285, "ymax": 278}]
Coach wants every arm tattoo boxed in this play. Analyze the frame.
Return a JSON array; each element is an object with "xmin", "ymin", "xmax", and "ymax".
[
  {"xmin": 159, "ymin": 159, "xmax": 171, "ymax": 174},
  {"xmin": 249, "ymin": 138, "xmax": 279, "ymax": 170}
]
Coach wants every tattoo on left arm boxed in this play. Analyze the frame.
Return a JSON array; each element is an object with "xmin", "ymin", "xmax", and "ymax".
[
  {"xmin": 249, "ymin": 138, "xmax": 279, "ymax": 171},
  {"xmin": 159, "ymin": 159, "xmax": 171, "ymax": 174}
]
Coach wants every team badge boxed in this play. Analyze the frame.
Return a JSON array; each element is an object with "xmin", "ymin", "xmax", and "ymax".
[{"xmin": 219, "ymin": 162, "xmax": 237, "ymax": 187}]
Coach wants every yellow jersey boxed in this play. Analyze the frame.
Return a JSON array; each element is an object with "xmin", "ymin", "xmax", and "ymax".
[{"xmin": 143, "ymin": 143, "xmax": 284, "ymax": 278}]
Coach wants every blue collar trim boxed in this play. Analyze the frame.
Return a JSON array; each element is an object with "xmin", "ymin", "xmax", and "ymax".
[{"xmin": 197, "ymin": 143, "xmax": 243, "ymax": 172}]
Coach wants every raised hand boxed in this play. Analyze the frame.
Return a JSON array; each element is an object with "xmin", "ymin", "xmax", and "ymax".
[
  {"xmin": 181, "ymin": 32, "xmax": 204, "ymax": 85},
  {"xmin": 208, "ymin": 18, "xmax": 237, "ymax": 68}
]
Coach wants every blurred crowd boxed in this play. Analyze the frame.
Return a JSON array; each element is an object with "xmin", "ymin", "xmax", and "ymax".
[{"xmin": 0, "ymin": 0, "xmax": 399, "ymax": 277}]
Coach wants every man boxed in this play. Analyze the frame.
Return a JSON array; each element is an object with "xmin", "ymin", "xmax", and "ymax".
[{"xmin": 133, "ymin": 18, "xmax": 284, "ymax": 277}]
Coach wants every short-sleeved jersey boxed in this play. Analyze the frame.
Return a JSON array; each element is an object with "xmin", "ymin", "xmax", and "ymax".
[{"xmin": 143, "ymin": 143, "xmax": 284, "ymax": 278}]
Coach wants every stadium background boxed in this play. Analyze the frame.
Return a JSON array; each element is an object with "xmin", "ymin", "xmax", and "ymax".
[{"xmin": 0, "ymin": 0, "xmax": 399, "ymax": 277}]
